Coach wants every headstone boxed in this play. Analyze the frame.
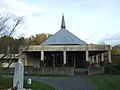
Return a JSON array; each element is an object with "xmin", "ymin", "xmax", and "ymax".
[{"xmin": 13, "ymin": 58, "xmax": 24, "ymax": 89}]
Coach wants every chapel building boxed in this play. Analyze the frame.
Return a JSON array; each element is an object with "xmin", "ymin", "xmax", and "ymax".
[{"xmin": 20, "ymin": 15, "xmax": 112, "ymax": 68}]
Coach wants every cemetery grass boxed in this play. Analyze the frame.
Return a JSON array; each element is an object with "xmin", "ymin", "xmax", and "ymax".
[
  {"xmin": 88, "ymin": 74, "xmax": 120, "ymax": 90},
  {"xmin": 0, "ymin": 76, "xmax": 55, "ymax": 90}
]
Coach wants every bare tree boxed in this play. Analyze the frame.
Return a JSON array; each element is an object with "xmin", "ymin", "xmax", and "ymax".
[
  {"xmin": 0, "ymin": 14, "xmax": 10, "ymax": 36},
  {"xmin": 0, "ymin": 13, "xmax": 24, "ymax": 69}
]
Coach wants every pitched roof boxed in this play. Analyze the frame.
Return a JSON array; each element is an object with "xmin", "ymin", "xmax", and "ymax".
[{"xmin": 41, "ymin": 15, "xmax": 87, "ymax": 45}]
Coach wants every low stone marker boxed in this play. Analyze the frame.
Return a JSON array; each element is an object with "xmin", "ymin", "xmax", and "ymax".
[
  {"xmin": 13, "ymin": 58, "xmax": 24, "ymax": 89},
  {"xmin": 27, "ymin": 79, "xmax": 32, "ymax": 85}
]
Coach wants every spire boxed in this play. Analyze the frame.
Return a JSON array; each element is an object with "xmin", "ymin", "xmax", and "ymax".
[{"xmin": 61, "ymin": 14, "xmax": 66, "ymax": 29}]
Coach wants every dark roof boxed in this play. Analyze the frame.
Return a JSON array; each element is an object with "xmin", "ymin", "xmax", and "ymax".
[{"xmin": 41, "ymin": 15, "xmax": 87, "ymax": 45}]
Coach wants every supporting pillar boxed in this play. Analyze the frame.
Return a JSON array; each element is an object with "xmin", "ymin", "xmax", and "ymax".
[
  {"xmin": 86, "ymin": 51, "xmax": 89, "ymax": 61},
  {"xmin": 73, "ymin": 55, "xmax": 76, "ymax": 67},
  {"xmin": 108, "ymin": 50, "xmax": 112, "ymax": 63},
  {"xmin": 41, "ymin": 51, "xmax": 44, "ymax": 67},
  {"xmin": 52, "ymin": 54, "xmax": 55, "ymax": 67},
  {"xmin": 63, "ymin": 51, "xmax": 66, "ymax": 64},
  {"xmin": 92, "ymin": 56, "xmax": 95, "ymax": 63},
  {"xmin": 96, "ymin": 54, "xmax": 99, "ymax": 63},
  {"xmin": 20, "ymin": 53, "xmax": 27, "ymax": 66},
  {"xmin": 89, "ymin": 56, "xmax": 92, "ymax": 68},
  {"xmin": 101, "ymin": 53, "xmax": 104, "ymax": 62},
  {"xmin": 24, "ymin": 53, "xmax": 27, "ymax": 66},
  {"xmin": 41, "ymin": 51, "xmax": 44, "ymax": 61}
]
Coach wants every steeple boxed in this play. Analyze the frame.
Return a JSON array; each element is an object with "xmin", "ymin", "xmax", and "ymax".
[{"xmin": 61, "ymin": 14, "xmax": 66, "ymax": 29}]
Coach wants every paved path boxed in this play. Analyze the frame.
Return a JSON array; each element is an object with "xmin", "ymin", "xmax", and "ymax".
[{"xmin": 25, "ymin": 75, "xmax": 95, "ymax": 90}]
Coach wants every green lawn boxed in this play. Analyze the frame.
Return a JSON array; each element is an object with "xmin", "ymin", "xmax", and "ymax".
[
  {"xmin": 24, "ymin": 79, "xmax": 55, "ymax": 90},
  {"xmin": 0, "ymin": 76, "xmax": 55, "ymax": 90},
  {"xmin": 88, "ymin": 74, "xmax": 120, "ymax": 90}
]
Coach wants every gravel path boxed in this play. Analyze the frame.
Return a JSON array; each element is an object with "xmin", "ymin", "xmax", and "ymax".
[{"xmin": 25, "ymin": 75, "xmax": 95, "ymax": 90}]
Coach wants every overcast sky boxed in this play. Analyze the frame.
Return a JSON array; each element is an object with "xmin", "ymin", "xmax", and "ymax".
[{"xmin": 0, "ymin": 0, "xmax": 120, "ymax": 45}]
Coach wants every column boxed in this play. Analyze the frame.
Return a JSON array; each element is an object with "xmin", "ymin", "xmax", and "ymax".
[
  {"xmin": 63, "ymin": 51, "xmax": 66, "ymax": 64},
  {"xmin": 20, "ymin": 53, "xmax": 27, "ymax": 66},
  {"xmin": 52, "ymin": 54, "xmax": 55, "ymax": 67},
  {"xmin": 108, "ymin": 50, "xmax": 112, "ymax": 63},
  {"xmin": 24, "ymin": 53, "xmax": 27, "ymax": 66},
  {"xmin": 92, "ymin": 56, "xmax": 95, "ymax": 63},
  {"xmin": 96, "ymin": 54, "xmax": 99, "ymax": 63},
  {"xmin": 40, "ymin": 51, "xmax": 44, "ymax": 67},
  {"xmin": 101, "ymin": 53, "xmax": 104, "ymax": 62},
  {"xmin": 86, "ymin": 51, "xmax": 89, "ymax": 61},
  {"xmin": 41, "ymin": 51, "xmax": 44, "ymax": 61},
  {"xmin": 74, "ymin": 55, "xmax": 76, "ymax": 67}
]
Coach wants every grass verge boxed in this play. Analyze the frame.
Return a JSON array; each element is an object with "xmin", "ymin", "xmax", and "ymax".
[
  {"xmin": 88, "ymin": 74, "xmax": 120, "ymax": 90},
  {"xmin": 0, "ymin": 76, "xmax": 55, "ymax": 90}
]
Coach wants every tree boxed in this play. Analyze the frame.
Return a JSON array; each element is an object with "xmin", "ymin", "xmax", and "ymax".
[
  {"xmin": 98, "ymin": 41, "xmax": 107, "ymax": 45},
  {"xmin": 111, "ymin": 45, "xmax": 120, "ymax": 65},
  {"xmin": 0, "ymin": 13, "xmax": 24, "ymax": 70},
  {"xmin": 25, "ymin": 33, "xmax": 52, "ymax": 45},
  {"xmin": 0, "ymin": 35, "xmax": 26, "ymax": 54},
  {"xmin": 0, "ymin": 13, "xmax": 24, "ymax": 37}
]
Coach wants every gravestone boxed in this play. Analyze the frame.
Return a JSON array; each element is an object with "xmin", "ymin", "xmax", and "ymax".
[{"xmin": 13, "ymin": 58, "xmax": 24, "ymax": 89}]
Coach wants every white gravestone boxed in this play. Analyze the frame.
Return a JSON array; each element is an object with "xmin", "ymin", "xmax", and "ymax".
[{"xmin": 13, "ymin": 59, "xmax": 24, "ymax": 89}]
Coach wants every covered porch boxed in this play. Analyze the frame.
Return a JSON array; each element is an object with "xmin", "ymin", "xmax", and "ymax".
[{"xmin": 21, "ymin": 45, "xmax": 112, "ymax": 68}]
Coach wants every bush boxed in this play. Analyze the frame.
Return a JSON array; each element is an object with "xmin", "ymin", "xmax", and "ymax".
[{"xmin": 104, "ymin": 65, "xmax": 120, "ymax": 74}]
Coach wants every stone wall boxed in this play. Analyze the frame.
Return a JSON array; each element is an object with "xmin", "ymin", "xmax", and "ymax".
[
  {"xmin": 88, "ymin": 67, "xmax": 104, "ymax": 75},
  {"xmin": 1, "ymin": 67, "xmax": 75, "ymax": 76}
]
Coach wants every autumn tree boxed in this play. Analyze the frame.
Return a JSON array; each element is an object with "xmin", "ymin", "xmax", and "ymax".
[{"xmin": 25, "ymin": 33, "xmax": 52, "ymax": 45}]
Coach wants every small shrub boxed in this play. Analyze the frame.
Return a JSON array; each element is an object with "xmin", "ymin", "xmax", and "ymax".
[{"xmin": 104, "ymin": 65, "xmax": 120, "ymax": 74}]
